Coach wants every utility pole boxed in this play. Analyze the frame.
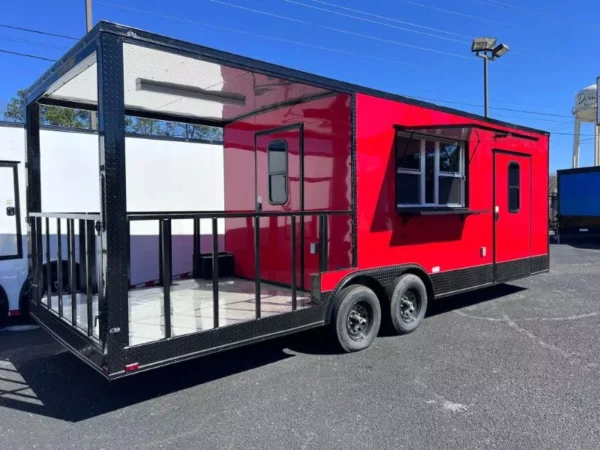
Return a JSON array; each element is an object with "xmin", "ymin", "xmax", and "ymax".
[{"xmin": 86, "ymin": 0, "xmax": 97, "ymax": 130}]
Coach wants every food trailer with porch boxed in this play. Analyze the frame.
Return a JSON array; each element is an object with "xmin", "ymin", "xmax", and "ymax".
[{"xmin": 24, "ymin": 21, "xmax": 550, "ymax": 379}]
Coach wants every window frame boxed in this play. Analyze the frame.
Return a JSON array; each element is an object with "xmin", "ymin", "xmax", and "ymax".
[
  {"xmin": 396, "ymin": 131, "xmax": 466, "ymax": 209},
  {"xmin": 508, "ymin": 161, "xmax": 520, "ymax": 213},
  {"xmin": 267, "ymin": 139, "xmax": 289, "ymax": 205}
]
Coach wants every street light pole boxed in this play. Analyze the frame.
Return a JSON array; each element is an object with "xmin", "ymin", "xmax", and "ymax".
[
  {"xmin": 86, "ymin": 0, "xmax": 97, "ymax": 130},
  {"xmin": 483, "ymin": 55, "xmax": 488, "ymax": 118},
  {"xmin": 86, "ymin": 0, "xmax": 93, "ymax": 31},
  {"xmin": 471, "ymin": 37, "xmax": 509, "ymax": 119}
]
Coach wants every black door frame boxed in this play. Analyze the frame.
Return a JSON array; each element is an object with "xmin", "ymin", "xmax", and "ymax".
[
  {"xmin": 0, "ymin": 160, "xmax": 23, "ymax": 261},
  {"xmin": 254, "ymin": 123, "xmax": 305, "ymax": 290},
  {"xmin": 492, "ymin": 149, "xmax": 532, "ymax": 282}
]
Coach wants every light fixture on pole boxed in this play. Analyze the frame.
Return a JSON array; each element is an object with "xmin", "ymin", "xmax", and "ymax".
[{"xmin": 471, "ymin": 37, "xmax": 509, "ymax": 118}]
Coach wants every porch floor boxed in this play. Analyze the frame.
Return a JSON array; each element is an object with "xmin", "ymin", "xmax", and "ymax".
[{"xmin": 42, "ymin": 277, "xmax": 311, "ymax": 346}]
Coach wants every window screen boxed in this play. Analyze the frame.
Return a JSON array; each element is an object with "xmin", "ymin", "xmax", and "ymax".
[
  {"xmin": 268, "ymin": 140, "xmax": 288, "ymax": 204},
  {"xmin": 508, "ymin": 162, "xmax": 520, "ymax": 213}
]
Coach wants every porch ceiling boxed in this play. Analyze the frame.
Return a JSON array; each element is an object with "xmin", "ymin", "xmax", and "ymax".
[{"xmin": 43, "ymin": 42, "xmax": 332, "ymax": 123}]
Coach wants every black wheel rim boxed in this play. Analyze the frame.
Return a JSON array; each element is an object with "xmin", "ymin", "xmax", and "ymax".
[
  {"xmin": 399, "ymin": 289, "xmax": 421, "ymax": 323},
  {"xmin": 346, "ymin": 301, "xmax": 373, "ymax": 340}
]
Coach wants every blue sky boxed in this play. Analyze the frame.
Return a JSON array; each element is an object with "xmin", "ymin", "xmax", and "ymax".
[{"xmin": 0, "ymin": 0, "xmax": 598, "ymax": 171}]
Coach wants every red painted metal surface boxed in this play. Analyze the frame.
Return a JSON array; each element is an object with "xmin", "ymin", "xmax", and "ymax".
[
  {"xmin": 321, "ymin": 93, "xmax": 549, "ymax": 292},
  {"xmin": 494, "ymin": 151, "xmax": 532, "ymax": 263},
  {"xmin": 223, "ymin": 94, "xmax": 352, "ymax": 289},
  {"xmin": 255, "ymin": 127, "xmax": 301, "ymax": 286},
  {"xmin": 223, "ymin": 89, "xmax": 548, "ymax": 295}
]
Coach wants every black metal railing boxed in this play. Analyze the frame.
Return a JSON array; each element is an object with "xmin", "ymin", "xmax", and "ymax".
[
  {"xmin": 29, "ymin": 212, "xmax": 103, "ymax": 340},
  {"xmin": 127, "ymin": 209, "xmax": 352, "ymax": 339}
]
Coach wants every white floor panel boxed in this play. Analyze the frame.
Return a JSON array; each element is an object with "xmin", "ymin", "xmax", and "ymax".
[{"xmin": 42, "ymin": 277, "xmax": 311, "ymax": 346}]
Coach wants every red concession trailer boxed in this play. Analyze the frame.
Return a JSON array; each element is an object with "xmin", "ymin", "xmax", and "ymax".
[{"xmin": 24, "ymin": 22, "xmax": 549, "ymax": 379}]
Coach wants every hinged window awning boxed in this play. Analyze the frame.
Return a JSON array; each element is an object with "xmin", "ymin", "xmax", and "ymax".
[{"xmin": 394, "ymin": 124, "xmax": 540, "ymax": 143}]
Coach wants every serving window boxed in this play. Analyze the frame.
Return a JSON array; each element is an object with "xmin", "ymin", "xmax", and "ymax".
[{"xmin": 396, "ymin": 131, "xmax": 466, "ymax": 209}]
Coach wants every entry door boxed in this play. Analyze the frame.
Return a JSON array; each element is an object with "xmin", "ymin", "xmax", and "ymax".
[
  {"xmin": 493, "ymin": 151, "xmax": 531, "ymax": 277},
  {"xmin": 0, "ymin": 162, "xmax": 22, "ymax": 260},
  {"xmin": 255, "ymin": 126, "xmax": 302, "ymax": 287}
]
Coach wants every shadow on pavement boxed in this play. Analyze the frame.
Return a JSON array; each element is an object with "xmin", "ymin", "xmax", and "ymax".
[
  {"xmin": 0, "ymin": 283, "xmax": 526, "ymax": 422},
  {"xmin": 427, "ymin": 283, "xmax": 527, "ymax": 318}
]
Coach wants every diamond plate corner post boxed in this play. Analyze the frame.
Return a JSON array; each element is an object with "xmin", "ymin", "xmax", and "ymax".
[
  {"xmin": 97, "ymin": 32, "xmax": 128, "ymax": 375},
  {"xmin": 25, "ymin": 102, "xmax": 41, "ymax": 313}
]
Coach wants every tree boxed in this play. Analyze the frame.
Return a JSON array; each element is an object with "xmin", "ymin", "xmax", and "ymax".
[
  {"xmin": 3, "ymin": 89, "xmax": 223, "ymax": 141},
  {"xmin": 549, "ymin": 173, "xmax": 557, "ymax": 194},
  {"xmin": 2, "ymin": 90, "xmax": 90, "ymax": 128}
]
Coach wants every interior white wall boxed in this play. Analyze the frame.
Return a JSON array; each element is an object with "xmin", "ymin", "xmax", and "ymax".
[{"xmin": 0, "ymin": 125, "xmax": 225, "ymax": 289}]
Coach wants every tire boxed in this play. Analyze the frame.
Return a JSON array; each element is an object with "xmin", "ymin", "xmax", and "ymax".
[
  {"xmin": 330, "ymin": 284, "xmax": 381, "ymax": 353},
  {"xmin": 388, "ymin": 273, "xmax": 428, "ymax": 335},
  {"xmin": 0, "ymin": 286, "xmax": 8, "ymax": 326}
]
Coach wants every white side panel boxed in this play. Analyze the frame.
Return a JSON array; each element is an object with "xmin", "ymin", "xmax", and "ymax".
[
  {"xmin": 125, "ymin": 138, "xmax": 225, "ymax": 284},
  {"xmin": 0, "ymin": 166, "xmax": 18, "ymax": 257},
  {"xmin": 0, "ymin": 124, "xmax": 225, "ymax": 310},
  {"xmin": 0, "ymin": 125, "xmax": 27, "ymax": 312},
  {"xmin": 40, "ymin": 130, "xmax": 100, "ymax": 212}
]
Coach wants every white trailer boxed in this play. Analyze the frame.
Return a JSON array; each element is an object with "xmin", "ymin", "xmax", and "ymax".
[{"xmin": 0, "ymin": 122, "xmax": 224, "ymax": 323}]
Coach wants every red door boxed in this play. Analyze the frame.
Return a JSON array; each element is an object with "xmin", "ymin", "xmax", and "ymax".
[
  {"xmin": 255, "ymin": 126, "xmax": 302, "ymax": 287},
  {"xmin": 494, "ymin": 151, "xmax": 531, "ymax": 273}
]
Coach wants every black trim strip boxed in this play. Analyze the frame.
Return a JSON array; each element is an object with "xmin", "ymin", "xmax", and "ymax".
[
  {"xmin": 122, "ymin": 304, "xmax": 327, "ymax": 378},
  {"xmin": 0, "ymin": 120, "xmax": 223, "ymax": 145},
  {"xmin": 25, "ymin": 20, "xmax": 549, "ymax": 136},
  {"xmin": 0, "ymin": 162, "xmax": 23, "ymax": 261}
]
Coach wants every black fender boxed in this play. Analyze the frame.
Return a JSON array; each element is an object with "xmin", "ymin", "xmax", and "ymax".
[{"xmin": 324, "ymin": 263, "xmax": 434, "ymax": 324}]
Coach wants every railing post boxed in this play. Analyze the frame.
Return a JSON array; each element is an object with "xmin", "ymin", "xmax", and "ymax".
[
  {"xmin": 56, "ymin": 218, "xmax": 63, "ymax": 318},
  {"xmin": 291, "ymin": 215, "xmax": 297, "ymax": 311},
  {"xmin": 79, "ymin": 219, "xmax": 86, "ymax": 299},
  {"xmin": 212, "ymin": 217, "xmax": 219, "ymax": 329},
  {"xmin": 158, "ymin": 219, "xmax": 164, "ymax": 286},
  {"xmin": 319, "ymin": 214, "xmax": 328, "ymax": 273},
  {"xmin": 254, "ymin": 215, "xmax": 261, "ymax": 319},
  {"xmin": 85, "ymin": 220, "xmax": 94, "ymax": 337},
  {"xmin": 45, "ymin": 217, "xmax": 51, "ymax": 310},
  {"xmin": 161, "ymin": 219, "xmax": 172, "ymax": 339},
  {"xmin": 96, "ymin": 220, "xmax": 106, "ymax": 342},
  {"xmin": 30, "ymin": 217, "xmax": 40, "ymax": 308},
  {"xmin": 36, "ymin": 217, "xmax": 43, "ymax": 307},
  {"xmin": 68, "ymin": 219, "xmax": 77, "ymax": 326},
  {"xmin": 193, "ymin": 218, "xmax": 201, "ymax": 278}
]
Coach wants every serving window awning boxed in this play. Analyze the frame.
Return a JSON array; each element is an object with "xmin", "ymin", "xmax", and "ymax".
[{"xmin": 394, "ymin": 123, "xmax": 540, "ymax": 143}]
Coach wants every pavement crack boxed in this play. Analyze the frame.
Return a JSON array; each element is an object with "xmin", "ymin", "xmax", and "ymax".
[{"xmin": 502, "ymin": 314, "xmax": 597, "ymax": 370}]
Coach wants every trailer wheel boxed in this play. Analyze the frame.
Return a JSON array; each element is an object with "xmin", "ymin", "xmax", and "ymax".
[
  {"xmin": 331, "ymin": 284, "xmax": 381, "ymax": 352},
  {"xmin": 388, "ymin": 274, "xmax": 428, "ymax": 335},
  {"xmin": 0, "ymin": 286, "xmax": 8, "ymax": 326}
]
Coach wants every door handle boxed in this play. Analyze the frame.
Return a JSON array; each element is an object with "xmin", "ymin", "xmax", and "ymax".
[
  {"xmin": 6, "ymin": 206, "xmax": 15, "ymax": 217},
  {"xmin": 494, "ymin": 205, "xmax": 499, "ymax": 221}
]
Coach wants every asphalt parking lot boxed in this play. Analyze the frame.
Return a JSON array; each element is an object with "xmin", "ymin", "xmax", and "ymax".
[{"xmin": 1, "ymin": 243, "xmax": 599, "ymax": 450}]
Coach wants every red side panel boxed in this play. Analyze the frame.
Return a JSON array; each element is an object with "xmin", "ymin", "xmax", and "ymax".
[
  {"xmin": 321, "ymin": 93, "xmax": 549, "ymax": 293},
  {"xmin": 223, "ymin": 94, "xmax": 352, "ymax": 289}
]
